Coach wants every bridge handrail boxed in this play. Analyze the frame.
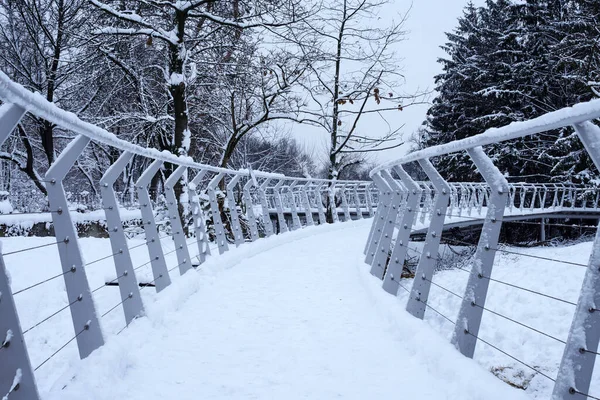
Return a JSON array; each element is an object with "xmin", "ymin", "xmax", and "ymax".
[
  {"xmin": 0, "ymin": 71, "xmax": 378, "ymax": 400},
  {"xmin": 365, "ymin": 98, "xmax": 600, "ymax": 400},
  {"xmin": 0, "ymin": 71, "xmax": 362, "ymax": 185},
  {"xmin": 370, "ymin": 99, "xmax": 600, "ymax": 176}
]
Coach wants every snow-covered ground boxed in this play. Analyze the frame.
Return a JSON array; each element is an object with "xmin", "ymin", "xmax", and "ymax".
[{"xmin": 2, "ymin": 219, "xmax": 596, "ymax": 399}]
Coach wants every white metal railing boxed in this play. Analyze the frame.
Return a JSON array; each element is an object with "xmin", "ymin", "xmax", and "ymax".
[
  {"xmin": 365, "ymin": 101, "xmax": 600, "ymax": 400},
  {"xmin": 0, "ymin": 71, "xmax": 375, "ymax": 399}
]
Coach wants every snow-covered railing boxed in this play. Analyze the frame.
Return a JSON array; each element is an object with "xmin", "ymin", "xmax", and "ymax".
[
  {"xmin": 365, "ymin": 101, "xmax": 600, "ymax": 400},
  {"xmin": 0, "ymin": 72, "xmax": 376, "ymax": 399}
]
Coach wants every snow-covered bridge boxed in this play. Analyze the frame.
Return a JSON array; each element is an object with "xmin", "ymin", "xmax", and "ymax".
[{"xmin": 3, "ymin": 72, "xmax": 600, "ymax": 400}]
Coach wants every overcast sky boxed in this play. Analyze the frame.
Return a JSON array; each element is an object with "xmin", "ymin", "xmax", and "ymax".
[{"xmin": 288, "ymin": 0, "xmax": 485, "ymax": 167}]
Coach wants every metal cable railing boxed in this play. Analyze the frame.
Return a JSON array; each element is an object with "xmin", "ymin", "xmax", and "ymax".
[
  {"xmin": 366, "ymin": 98, "xmax": 600, "ymax": 400},
  {"xmin": 0, "ymin": 71, "xmax": 376, "ymax": 400}
]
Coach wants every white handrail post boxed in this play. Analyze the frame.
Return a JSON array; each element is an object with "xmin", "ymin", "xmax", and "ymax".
[
  {"xmin": 369, "ymin": 170, "xmax": 405, "ymax": 279},
  {"xmin": 46, "ymin": 135, "xmax": 105, "ymax": 358},
  {"xmin": 273, "ymin": 179, "xmax": 289, "ymax": 233},
  {"xmin": 0, "ymin": 249, "xmax": 41, "ymax": 400},
  {"xmin": 226, "ymin": 175, "xmax": 245, "ymax": 246},
  {"xmin": 301, "ymin": 181, "xmax": 315, "ymax": 226},
  {"xmin": 190, "ymin": 170, "xmax": 211, "ymax": 264},
  {"xmin": 287, "ymin": 181, "xmax": 302, "ymax": 230},
  {"xmin": 364, "ymin": 173, "xmax": 391, "ymax": 259},
  {"xmin": 208, "ymin": 173, "xmax": 229, "ymax": 254},
  {"xmin": 100, "ymin": 151, "xmax": 144, "ymax": 324},
  {"xmin": 258, "ymin": 178, "xmax": 275, "ymax": 236},
  {"xmin": 553, "ymin": 121, "xmax": 600, "ymax": 399},
  {"xmin": 406, "ymin": 159, "xmax": 451, "ymax": 317},
  {"xmin": 381, "ymin": 166, "xmax": 420, "ymax": 294},
  {"xmin": 136, "ymin": 160, "xmax": 172, "ymax": 292},
  {"xmin": 242, "ymin": 179, "xmax": 260, "ymax": 241},
  {"xmin": 165, "ymin": 166, "xmax": 193, "ymax": 274},
  {"xmin": 451, "ymin": 147, "xmax": 508, "ymax": 359}
]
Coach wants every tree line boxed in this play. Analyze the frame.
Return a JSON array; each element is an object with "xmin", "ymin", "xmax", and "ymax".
[
  {"xmin": 0, "ymin": 0, "xmax": 409, "ymax": 211},
  {"xmin": 424, "ymin": 0, "xmax": 600, "ymax": 183}
]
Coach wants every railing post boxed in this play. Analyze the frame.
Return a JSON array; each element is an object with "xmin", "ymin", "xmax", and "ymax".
[
  {"xmin": 369, "ymin": 170, "xmax": 405, "ymax": 279},
  {"xmin": 0, "ymin": 103, "xmax": 26, "ymax": 140},
  {"xmin": 451, "ymin": 146, "xmax": 508, "ymax": 359},
  {"xmin": 46, "ymin": 135, "xmax": 104, "ymax": 358},
  {"xmin": 287, "ymin": 181, "xmax": 302, "ymax": 230},
  {"xmin": 273, "ymin": 180, "xmax": 289, "ymax": 233},
  {"xmin": 382, "ymin": 166, "xmax": 420, "ymax": 294},
  {"xmin": 0, "ymin": 249, "xmax": 41, "ymax": 400},
  {"xmin": 242, "ymin": 179, "xmax": 260, "ymax": 241},
  {"xmin": 100, "ymin": 151, "xmax": 144, "ymax": 324},
  {"xmin": 352, "ymin": 184, "xmax": 363, "ymax": 220},
  {"xmin": 406, "ymin": 159, "xmax": 450, "ymax": 317},
  {"xmin": 136, "ymin": 160, "xmax": 172, "ymax": 292},
  {"xmin": 300, "ymin": 181, "xmax": 315, "ymax": 226},
  {"xmin": 165, "ymin": 166, "xmax": 193, "ymax": 274},
  {"xmin": 364, "ymin": 173, "xmax": 391, "ymax": 259},
  {"xmin": 258, "ymin": 178, "xmax": 275, "ymax": 236},
  {"xmin": 365, "ymin": 183, "xmax": 375, "ymax": 217},
  {"xmin": 190, "ymin": 170, "xmax": 211, "ymax": 264},
  {"xmin": 315, "ymin": 182, "xmax": 327, "ymax": 225},
  {"xmin": 340, "ymin": 184, "xmax": 351, "ymax": 221},
  {"xmin": 226, "ymin": 175, "xmax": 245, "ymax": 246},
  {"xmin": 553, "ymin": 121, "xmax": 600, "ymax": 399},
  {"xmin": 208, "ymin": 173, "xmax": 229, "ymax": 254},
  {"xmin": 328, "ymin": 182, "xmax": 339, "ymax": 223}
]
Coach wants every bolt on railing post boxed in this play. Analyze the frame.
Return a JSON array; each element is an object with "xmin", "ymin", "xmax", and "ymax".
[
  {"xmin": 100, "ymin": 151, "xmax": 144, "ymax": 324},
  {"xmin": 364, "ymin": 173, "xmax": 391, "ymax": 259},
  {"xmin": 165, "ymin": 166, "xmax": 193, "ymax": 274},
  {"xmin": 242, "ymin": 179, "xmax": 260, "ymax": 241},
  {"xmin": 315, "ymin": 182, "xmax": 327, "ymax": 225},
  {"xmin": 369, "ymin": 170, "xmax": 405, "ymax": 279},
  {"xmin": 273, "ymin": 180, "xmax": 289, "ymax": 233},
  {"xmin": 287, "ymin": 181, "xmax": 302, "ymax": 230},
  {"xmin": 0, "ymin": 249, "xmax": 41, "ymax": 400},
  {"xmin": 382, "ymin": 166, "xmax": 421, "ymax": 294},
  {"xmin": 352, "ymin": 184, "xmax": 363, "ymax": 220},
  {"xmin": 258, "ymin": 178, "xmax": 275, "ymax": 236},
  {"xmin": 226, "ymin": 175, "xmax": 245, "ymax": 246},
  {"xmin": 46, "ymin": 135, "xmax": 104, "ymax": 358},
  {"xmin": 190, "ymin": 170, "xmax": 211, "ymax": 263},
  {"xmin": 552, "ymin": 121, "xmax": 600, "ymax": 400},
  {"xmin": 300, "ymin": 181, "xmax": 315, "ymax": 227},
  {"xmin": 136, "ymin": 159, "xmax": 172, "ymax": 292},
  {"xmin": 208, "ymin": 173, "xmax": 229, "ymax": 254},
  {"xmin": 406, "ymin": 159, "xmax": 451, "ymax": 317},
  {"xmin": 451, "ymin": 146, "xmax": 508, "ymax": 359}
]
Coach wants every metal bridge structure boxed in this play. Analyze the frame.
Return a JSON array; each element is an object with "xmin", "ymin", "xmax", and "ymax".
[{"xmin": 2, "ymin": 72, "xmax": 600, "ymax": 399}]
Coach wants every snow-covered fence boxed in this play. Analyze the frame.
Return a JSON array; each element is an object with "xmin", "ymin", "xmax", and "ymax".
[
  {"xmin": 366, "ymin": 100, "xmax": 600, "ymax": 400},
  {"xmin": 0, "ymin": 71, "xmax": 376, "ymax": 399}
]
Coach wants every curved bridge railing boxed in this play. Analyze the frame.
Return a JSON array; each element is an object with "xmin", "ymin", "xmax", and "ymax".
[
  {"xmin": 365, "ymin": 99, "xmax": 600, "ymax": 400},
  {"xmin": 0, "ymin": 72, "xmax": 374, "ymax": 399}
]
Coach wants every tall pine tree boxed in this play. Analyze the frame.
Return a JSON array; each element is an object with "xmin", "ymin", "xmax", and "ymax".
[{"xmin": 424, "ymin": 0, "xmax": 600, "ymax": 183}]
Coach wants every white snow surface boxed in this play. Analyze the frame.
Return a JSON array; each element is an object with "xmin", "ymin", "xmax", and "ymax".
[{"xmin": 4, "ymin": 220, "xmax": 534, "ymax": 400}]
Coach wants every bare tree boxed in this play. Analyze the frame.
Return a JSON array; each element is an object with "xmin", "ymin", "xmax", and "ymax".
[
  {"xmin": 283, "ymin": 0, "xmax": 415, "ymax": 220},
  {"xmin": 0, "ymin": 0, "xmax": 92, "ymax": 195}
]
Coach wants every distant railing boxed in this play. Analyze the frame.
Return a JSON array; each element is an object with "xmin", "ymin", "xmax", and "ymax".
[{"xmin": 365, "ymin": 99, "xmax": 600, "ymax": 400}]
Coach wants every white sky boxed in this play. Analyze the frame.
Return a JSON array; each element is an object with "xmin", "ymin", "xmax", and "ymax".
[{"xmin": 288, "ymin": 0, "xmax": 485, "ymax": 167}]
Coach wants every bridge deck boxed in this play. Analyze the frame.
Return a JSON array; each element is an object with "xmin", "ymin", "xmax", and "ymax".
[{"xmin": 36, "ymin": 220, "xmax": 525, "ymax": 400}]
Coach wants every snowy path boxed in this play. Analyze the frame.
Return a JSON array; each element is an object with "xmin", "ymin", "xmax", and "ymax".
[{"xmin": 41, "ymin": 220, "xmax": 526, "ymax": 400}]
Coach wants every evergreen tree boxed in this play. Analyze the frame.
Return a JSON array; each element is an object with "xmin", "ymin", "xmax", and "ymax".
[{"xmin": 425, "ymin": 0, "xmax": 600, "ymax": 183}]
